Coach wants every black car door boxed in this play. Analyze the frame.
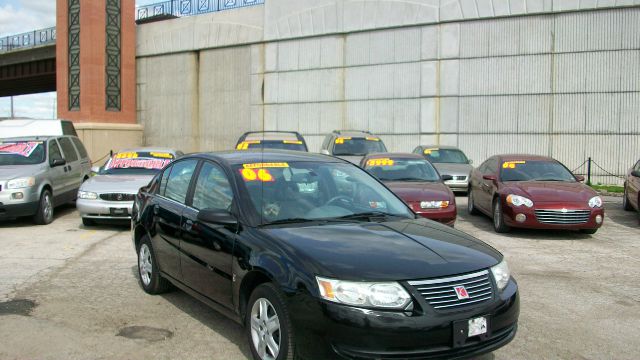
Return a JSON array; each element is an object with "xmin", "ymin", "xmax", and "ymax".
[
  {"xmin": 151, "ymin": 159, "xmax": 199, "ymax": 281},
  {"xmin": 180, "ymin": 161, "xmax": 236, "ymax": 308}
]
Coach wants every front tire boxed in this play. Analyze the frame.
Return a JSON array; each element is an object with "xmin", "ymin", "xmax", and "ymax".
[
  {"xmin": 623, "ymin": 184, "xmax": 633, "ymax": 211},
  {"xmin": 246, "ymin": 283, "xmax": 295, "ymax": 360},
  {"xmin": 468, "ymin": 188, "xmax": 479, "ymax": 215},
  {"xmin": 137, "ymin": 236, "xmax": 170, "ymax": 294},
  {"xmin": 33, "ymin": 189, "xmax": 53, "ymax": 225},
  {"xmin": 493, "ymin": 198, "xmax": 511, "ymax": 233}
]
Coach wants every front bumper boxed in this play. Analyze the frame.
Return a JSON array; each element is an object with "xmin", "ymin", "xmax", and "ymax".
[
  {"xmin": 415, "ymin": 205, "xmax": 457, "ymax": 226},
  {"xmin": 287, "ymin": 279, "xmax": 519, "ymax": 359},
  {"xmin": 502, "ymin": 203, "xmax": 604, "ymax": 230},
  {"xmin": 444, "ymin": 179, "xmax": 469, "ymax": 192},
  {"xmin": 0, "ymin": 201, "xmax": 39, "ymax": 219},
  {"xmin": 0, "ymin": 186, "xmax": 40, "ymax": 219},
  {"xmin": 77, "ymin": 198, "xmax": 134, "ymax": 219}
]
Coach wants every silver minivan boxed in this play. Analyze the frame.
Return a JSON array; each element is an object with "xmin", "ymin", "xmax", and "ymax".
[{"xmin": 0, "ymin": 136, "xmax": 91, "ymax": 224}]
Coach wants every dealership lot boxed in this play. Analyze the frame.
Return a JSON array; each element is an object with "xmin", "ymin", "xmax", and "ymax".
[{"xmin": 0, "ymin": 196, "xmax": 638, "ymax": 360}]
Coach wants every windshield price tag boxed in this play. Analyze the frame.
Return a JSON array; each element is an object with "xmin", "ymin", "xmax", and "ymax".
[
  {"xmin": 424, "ymin": 148, "xmax": 439, "ymax": 155},
  {"xmin": 0, "ymin": 142, "xmax": 41, "ymax": 157},
  {"xmin": 502, "ymin": 161, "xmax": 526, "ymax": 169},
  {"xmin": 107, "ymin": 157, "xmax": 171, "ymax": 170},
  {"xmin": 240, "ymin": 168, "xmax": 275, "ymax": 182},
  {"xmin": 243, "ymin": 162, "xmax": 289, "ymax": 169},
  {"xmin": 115, "ymin": 152, "xmax": 138, "ymax": 159},
  {"xmin": 335, "ymin": 137, "xmax": 351, "ymax": 144},
  {"xmin": 149, "ymin": 152, "xmax": 174, "ymax": 159},
  {"xmin": 365, "ymin": 137, "xmax": 380, "ymax": 141},
  {"xmin": 236, "ymin": 141, "xmax": 261, "ymax": 150},
  {"xmin": 366, "ymin": 158, "xmax": 394, "ymax": 167},
  {"xmin": 283, "ymin": 140, "xmax": 302, "ymax": 144}
]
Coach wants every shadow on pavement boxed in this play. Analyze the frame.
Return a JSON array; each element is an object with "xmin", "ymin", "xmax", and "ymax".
[{"xmin": 0, "ymin": 203, "xmax": 77, "ymax": 228}]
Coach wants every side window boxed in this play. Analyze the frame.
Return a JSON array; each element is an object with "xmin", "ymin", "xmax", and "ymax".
[
  {"xmin": 49, "ymin": 140, "xmax": 63, "ymax": 163},
  {"xmin": 58, "ymin": 137, "xmax": 79, "ymax": 162},
  {"xmin": 477, "ymin": 160, "xmax": 489, "ymax": 174},
  {"xmin": 164, "ymin": 159, "xmax": 198, "ymax": 203},
  {"xmin": 159, "ymin": 165, "xmax": 172, "ymax": 195},
  {"xmin": 321, "ymin": 134, "xmax": 331, "ymax": 151},
  {"xmin": 192, "ymin": 162, "xmax": 234, "ymax": 211},
  {"xmin": 635, "ymin": 161, "xmax": 640, "ymax": 171},
  {"xmin": 71, "ymin": 137, "xmax": 89, "ymax": 159},
  {"xmin": 486, "ymin": 159, "xmax": 499, "ymax": 174}
]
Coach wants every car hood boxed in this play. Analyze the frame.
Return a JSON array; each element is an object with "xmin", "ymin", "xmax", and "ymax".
[
  {"xmin": 0, "ymin": 164, "xmax": 45, "ymax": 180},
  {"xmin": 503, "ymin": 181, "xmax": 597, "ymax": 203},
  {"xmin": 433, "ymin": 163, "xmax": 473, "ymax": 176},
  {"xmin": 384, "ymin": 181, "xmax": 453, "ymax": 202},
  {"xmin": 261, "ymin": 219, "xmax": 501, "ymax": 281},
  {"xmin": 335, "ymin": 155, "xmax": 364, "ymax": 165},
  {"xmin": 80, "ymin": 174, "xmax": 155, "ymax": 194}
]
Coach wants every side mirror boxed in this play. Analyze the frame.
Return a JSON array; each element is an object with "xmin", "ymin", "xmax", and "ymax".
[
  {"xmin": 320, "ymin": 149, "xmax": 330, "ymax": 155},
  {"xmin": 631, "ymin": 170, "xmax": 640, "ymax": 178},
  {"xmin": 441, "ymin": 174, "xmax": 453, "ymax": 181},
  {"xmin": 91, "ymin": 166, "xmax": 100, "ymax": 174},
  {"xmin": 468, "ymin": 159, "xmax": 473, "ymax": 165},
  {"xmin": 197, "ymin": 209, "xmax": 238, "ymax": 226},
  {"xmin": 575, "ymin": 175, "xmax": 585, "ymax": 182},
  {"xmin": 482, "ymin": 174, "xmax": 497, "ymax": 182},
  {"xmin": 51, "ymin": 158, "xmax": 66, "ymax": 167}
]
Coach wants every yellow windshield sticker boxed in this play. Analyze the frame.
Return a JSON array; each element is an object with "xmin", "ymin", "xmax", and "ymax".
[
  {"xmin": 424, "ymin": 148, "xmax": 439, "ymax": 155},
  {"xmin": 240, "ymin": 168, "xmax": 275, "ymax": 182},
  {"xmin": 236, "ymin": 141, "xmax": 261, "ymax": 150},
  {"xmin": 365, "ymin": 137, "xmax": 380, "ymax": 141},
  {"xmin": 366, "ymin": 158, "xmax": 395, "ymax": 167},
  {"xmin": 335, "ymin": 137, "xmax": 352, "ymax": 144},
  {"xmin": 243, "ymin": 162, "xmax": 289, "ymax": 169},
  {"xmin": 115, "ymin": 152, "xmax": 138, "ymax": 159},
  {"xmin": 150, "ymin": 152, "xmax": 173, "ymax": 159},
  {"xmin": 502, "ymin": 161, "xmax": 526, "ymax": 169},
  {"xmin": 283, "ymin": 140, "xmax": 303, "ymax": 144}
]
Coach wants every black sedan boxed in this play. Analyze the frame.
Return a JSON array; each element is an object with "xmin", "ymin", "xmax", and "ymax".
[{"xmin": 131, "ymin": 150, "xmax": 519, "ymax": 360}]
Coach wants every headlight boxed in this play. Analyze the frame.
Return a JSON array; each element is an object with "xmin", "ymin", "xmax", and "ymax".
[
  {"xmin": 7, "ymin": 177, "xmax": 35, "ymax": 189},
  {"xmin": 588, "ymin": 196, "xmax": 602, "ymax": 208},
  {"xmin": 490, "ymin": 259, "xmax": 510, "ymax": 291},
  {"xmin": 316, "ymin": 277, "xmax": 412, "ymax": 309},
  {"xmin": 506, "ymin": 194, "xmax": 533, "ymax": 207},
  {"xmin": 78, "ymin": 191, "xmax": 98, "ymax": 200},
  {"xmin": 420, "ymin": 200, "xmax": 449, "ymax": 209}
]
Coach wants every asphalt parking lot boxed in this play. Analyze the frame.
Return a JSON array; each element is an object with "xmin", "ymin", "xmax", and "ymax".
[{"xmin": 0, "ymin": 196, "xmax": 638, "ymax": 360}]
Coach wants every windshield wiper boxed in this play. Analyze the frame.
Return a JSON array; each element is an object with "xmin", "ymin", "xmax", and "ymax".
[
  {"xmin": 261, "ymin": 218, "xmax": 316, "ymax": 226},
  {"xmin": 333, "ymin": 211, "xmax": 402, "ymax": 222},
  {"xmin": 533, "ymin": 178, "xmax": 567, "ymax": 182},
  {"xmin": 392, "ymin": 177, "xmax": 428, "ymax": 182}
]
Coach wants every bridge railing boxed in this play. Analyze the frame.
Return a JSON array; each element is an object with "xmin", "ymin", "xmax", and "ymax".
[
  {"xmin": 0, "ymin": 27, "xmax": 56, "ymax": 53},
  {"xmin": 136, "ymin": 0, "xmax": 264, "ymax": 21}
]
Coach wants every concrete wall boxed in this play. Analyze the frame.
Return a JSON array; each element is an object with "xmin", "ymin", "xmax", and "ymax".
[
  {"xmin": 74, "ymin": 123, "xmax": 143, "ymax": 165},
  {"xmin": 136, "ymin": 1, "xmax": 640, "ymax": 184}
]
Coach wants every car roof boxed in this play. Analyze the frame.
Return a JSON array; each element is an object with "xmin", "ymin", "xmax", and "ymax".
[
  {"xmin": 332, "ymin": 130, "xmax": 376, "ymax": 138},
  {"xmin": 496, "ymin": 154, "xmax": 555, "ymax": 162},
  {"xmin": 363, "ymin": 152, "xmax": 424, "ymax": 161},
  {"xmin": 1, "ymin": 136, "xmax": 64, "ymax": 142},
  {"xmin": 419, "ymin": 145, "xmax": 462, "ymax": 150},
  {"xmin": 188, "ymin": 150, "xmax": 344, "ymax": 166},
  {"xmin": 242, "ymin": 131, "xmax": 303, "ymax": 142},
  {"xmin": 117, "ymin": 147, "xmax": 181, "ymax": 154}
]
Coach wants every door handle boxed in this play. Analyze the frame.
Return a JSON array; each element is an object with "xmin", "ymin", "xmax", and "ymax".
[
  {"xmin": 184, "ymin": 219, "xmax": 193, "ymax": 231},
  {"xmin": 153, "ymin": 206, "xmax": 159, "ymax": 215}
]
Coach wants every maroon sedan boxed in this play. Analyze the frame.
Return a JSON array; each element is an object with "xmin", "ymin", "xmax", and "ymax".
[
  {"xmin": 468, "ymin": 154, "xmax": 604, "ymax": 234},
  {"xmin": 361, "ymin": 153, "xmax": 456, "ymax": 226},
  {"xmin": 623, "ymin": 159, "xmax": 640, "ymax": 221}
]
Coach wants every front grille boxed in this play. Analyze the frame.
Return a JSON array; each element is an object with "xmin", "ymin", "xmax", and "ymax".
[
  {"xmin": 408, "ymin": 270, "xmax": 493, "ymax": 310},
  {"xmin": 535, "ymin": 209, "xmax": 590, "ymax": 224},
  {"xmin": 100, "ymin": 193, "xmax": 135, "ymax": 202},
  {"xmin": 452, "ymin": 176, "xmax": 467, "ymax": 181}
]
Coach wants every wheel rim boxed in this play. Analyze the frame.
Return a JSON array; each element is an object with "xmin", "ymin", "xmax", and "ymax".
[
  {"xmin": 494, "ymin": 202, "xmax": 501, "ymax": 228},
  {"xmin": 623, "ymin": 187, "xmax": 628, "ymax": 207},
  {"xmin": 250, "ymin": 298, "xmax": 281, "ymax": 360},
  {"xmin": 43, "ymin": 193, "xmax": 53, "ymax": 222},
  {"xmin": 468, "ymin": 190, "xmax": 473, "ymax": 212},
  {"xmin": 139, "ymin": 244, "xmax": 152, "ymax": 286}
]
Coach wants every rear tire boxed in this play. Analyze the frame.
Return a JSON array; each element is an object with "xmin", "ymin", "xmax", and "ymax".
[
  {"xmin": 468, "ymin": 188, "xmax": 479, "ymax": 215},
  {"xmin": 580, "ymin": 228, "xmax": 598, "ymax": 235},
  {"xmin": 33, "ymin": 189, "xmax": 53, "ymax": 225},
  {"xmin": 137, "ymin": 235, "xmax": 170, "ymax": 294},
  {"xmin": 623, "ymin": 185, "xmax": 633, "ymax": 211},
  {"xmin": 246, "ymin": 283, "xmax": 295, "ymax": 360},
  {"xmin": 493, "ymin": 198, "xmax": 511, "ymax": 233}
]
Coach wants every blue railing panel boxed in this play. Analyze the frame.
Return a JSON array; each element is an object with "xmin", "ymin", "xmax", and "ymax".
[
  {"xmin": 0, "ymin": 27, "xmax": 56, "ymax": 53},
  {"xmin": 136, "ymin": 0, "xmax": 263, "ymax": 21}
]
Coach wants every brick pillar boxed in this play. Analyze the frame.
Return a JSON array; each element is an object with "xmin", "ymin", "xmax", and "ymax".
[{"xmin": 56, "ymin": 0, "xmax": 136, "ymax": 124}]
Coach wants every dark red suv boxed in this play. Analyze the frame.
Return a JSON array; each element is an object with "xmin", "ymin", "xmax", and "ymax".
[{"xmin": 468, "ymin": 154, "xmax": 604, "ymax": 234}]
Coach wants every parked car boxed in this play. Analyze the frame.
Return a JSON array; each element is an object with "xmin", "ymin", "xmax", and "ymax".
[
  {"xmin": 235, "ymin": 131, "xmax": 308, "ymax": 152},
  {"xmin": 320, "ymin": 130, "xmax": 387, "ymax": 164},
  {"xmin": 413, "ymin": 145, "xmax": 473, "ymax": 193},
  {"xmin": 0, "ymin": 135, "xmax": 91, "ymax": 224},
  {"xmin": 361, "ymin": 153, "xmax": 457, "ymax": 226},
  {"xmin": 623, "ymin": 159, "xmax": 640, "ymax": 220},
  {"xmin": 132, "ymin": 150, "xmax": 519, "ymax": 360},
  {"xmin": 468, "ymin": 154, "xmax": 604, "ymax": 234},
  {"xmin": 0, "ymin": 119, "xmax": 77, "ymax": 138},
  {"xmin": 77, "ymin": 148, "xmax": 182, "ymax": 226}
]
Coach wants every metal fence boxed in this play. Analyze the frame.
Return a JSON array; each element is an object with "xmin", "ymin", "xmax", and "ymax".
[
  {"xmin": 0, "ymin": 27, "xmax": 56, "ymax": 53},
  {"xmin": 136, "ymin": 0, "xmax": 264, "ymax": 20}
]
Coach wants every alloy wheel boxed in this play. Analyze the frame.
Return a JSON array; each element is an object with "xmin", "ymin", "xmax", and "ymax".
[
  {"xmin": 250, "ymin": 298, "xmax": 281, "ymax": 360},
  {"xmin": 468, "ymin": 190, "xmax": 474, "ymax": 212},
  {"xmin": 139, "ymin": 244, "xmax": 152, "ymax": 286},
  {"xmin": 43, "ymin": 192, "xmax": 53, "ymax": 223},
  {"xmin": 494, "ymin": 201, "xmax": 501, "ymax": 228}
]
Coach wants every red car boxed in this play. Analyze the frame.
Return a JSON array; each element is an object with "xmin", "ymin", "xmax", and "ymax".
[
  {"xmin": 361, "ymin": 153, "xmax": 456, "ymax": 226},
  {"xmin": 468, "ymin": 154, "xmax": 604, "ymax": 234},
  {"xmin": 623, "ymin": 159, "xmax": 640, "ymax": 221}
]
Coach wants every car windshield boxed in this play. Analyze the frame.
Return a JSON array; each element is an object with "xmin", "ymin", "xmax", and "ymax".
[
  {"xmin": 500, "ymin": 160, "xmax": 576, "ymax": 182},
  {"xmin": 239, "ymin": 141, "xmax": 306, "ymax": 152},
  {"xmin": 364, "ymin": 158, "xmax": 441, "ymax": 182},
  {"xmin": 0, "ymin": 141, "xmax": 46, "ymax": 165},
  {"xmin": 423, "ymin": 148, "xmax": 468, "ymax": 164},
  {"xmin": 333, "ymin": 137, "xmax": 387, "ymax": 156},
  {"xmin": 100, "ymin": 151, "xmax": 174, "ymax": 176},
  {"xmin": 234, "ymin": 161, "xmax": 413, "ymax": 225}
]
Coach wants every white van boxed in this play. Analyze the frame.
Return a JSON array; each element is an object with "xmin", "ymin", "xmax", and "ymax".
[{"xmin": 0, "ymin": 119, "xmax": 78, "ymax": 138}]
